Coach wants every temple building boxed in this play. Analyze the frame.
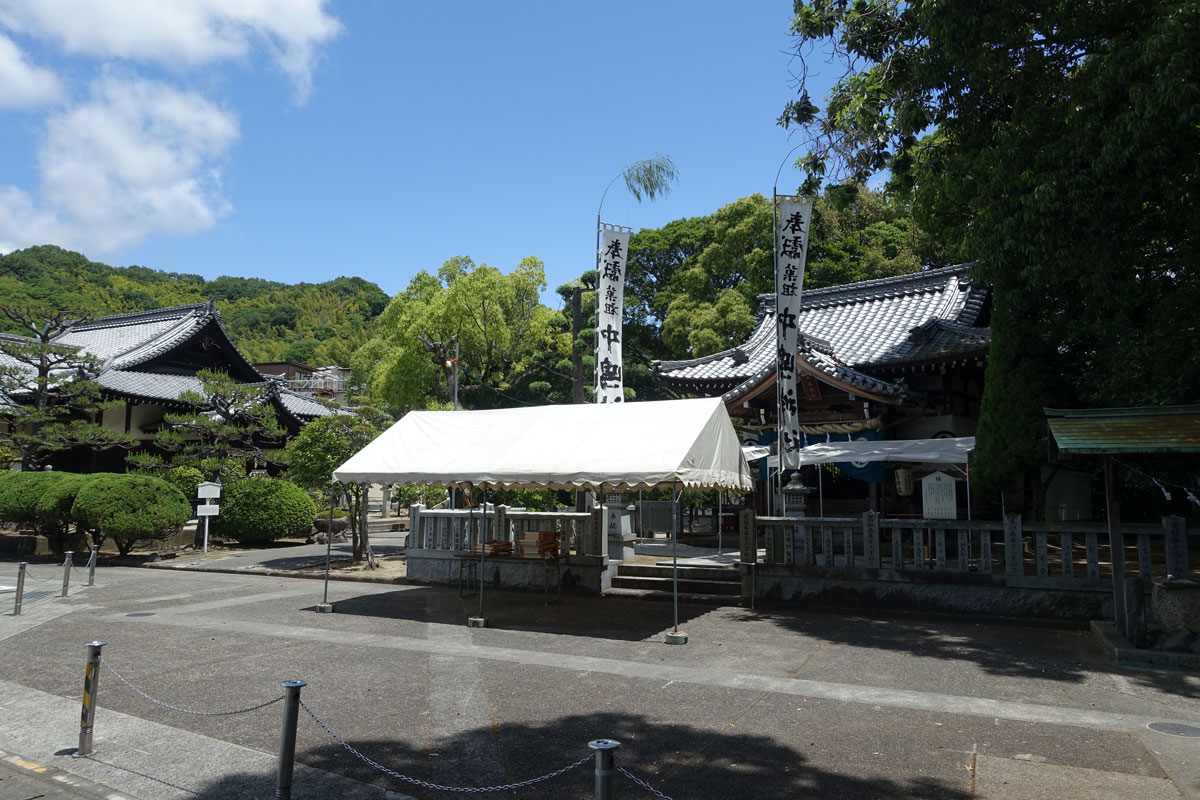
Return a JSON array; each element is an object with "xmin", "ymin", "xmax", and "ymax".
[
  {"xmin": 653, "ymin": 264, "xmax": 991, "ymax": 514},
  {"xmin": 45, "ymin": 301, "xmax": 339, "ymax": 472}
]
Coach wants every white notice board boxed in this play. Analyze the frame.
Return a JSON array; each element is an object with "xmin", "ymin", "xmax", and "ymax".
[{"xmin": 921, "ymin": 472, "xmax": 957, "ymax": 519}]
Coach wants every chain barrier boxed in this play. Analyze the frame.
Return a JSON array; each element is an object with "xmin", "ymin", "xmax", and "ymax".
[
  {"xmin": 19, "ymin": 562, "xmax": 54, "ymax": 581},
  {"xmin": 299, "ymin": 699, "xmax": 591, "ymax": 793},
  {"xmin": 99, "ymin": 658, "xmax": 284, "ymax": 716},
  {"xmin": 618, "ymin": 765, "xmax": 675, "ymax": 800}
]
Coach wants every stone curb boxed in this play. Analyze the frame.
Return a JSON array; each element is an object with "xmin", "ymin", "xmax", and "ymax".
[
  {"xmin": 0, "ymin": 746, "xmax": 142, "ymax": 800},
  {"xmin": 143, "ymin": 562, "xmax": 406, "ymax": 585},
  {"xmin": 1091, "ymin": 620, "xmax": 1200, "ymax": 672}
]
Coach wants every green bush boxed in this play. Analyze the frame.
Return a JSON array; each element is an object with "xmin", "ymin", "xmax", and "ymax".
[
  {"xmin": 212, "ymin": 478, "xmax": 316, "ymax": 544},
  {"xmin": 0, "ymin": 470, "xmax": 91, "ymax": 554},
  {"xmin": 34, "ymin": 472, "xmax": 89, "ymax": 554},
  {"xmin": 72, "ymin": 474, "xmax": 191, "ymax": 556},
  {"xmin": 0, "ymin": 470, "xmax": 51, "ymax": 528},
  {"xmin": 315, "ymin": 506, "xmax": 349, "ymax": 519}
]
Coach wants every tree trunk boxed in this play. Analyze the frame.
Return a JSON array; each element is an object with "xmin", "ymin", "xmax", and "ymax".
[{"xmin": 360, "ymin": 482, "xmax": 377, "ymax": 568}]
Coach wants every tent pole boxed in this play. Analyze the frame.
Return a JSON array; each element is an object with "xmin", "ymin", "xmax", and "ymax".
[
  {"xmin": 966, "ymin": 465, "xmax": 972, "ymax": 521},
  {"xmin": 818, "ymin": 464, "xmax": 824, "ymax": 518},
  {"xmin": 717, "ymin": 490, "xmax": 723, "ymax": 556},
  {"xmin": 666, "ymin": 482, "xmax": 687, "ymax": 644},
  {"xmin": 479, "ymin": 485, "xmax": 487, "ymax": 619},
  {"xmin": 468, "ymin": 484, "xmax": 487, "ymax": 628}
]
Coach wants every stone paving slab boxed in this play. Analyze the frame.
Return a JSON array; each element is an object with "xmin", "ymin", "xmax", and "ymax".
[{"xmin": 3, "ymin": 563, "xmax": 1200, "ymax": 799}]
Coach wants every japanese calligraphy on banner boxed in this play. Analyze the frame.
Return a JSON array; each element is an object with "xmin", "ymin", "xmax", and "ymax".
[
  {"xmin": 776, "ymin": 196, "xmax": 813, "ymax": 469},
  {"xmin": 595, "ymin": 226, "xmax": 630, "ymax": 403}
]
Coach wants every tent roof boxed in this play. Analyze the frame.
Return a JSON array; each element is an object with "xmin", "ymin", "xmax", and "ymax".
[
  {"xmin": 797, "ymin": 437, "xmax": 975, "ymax": 465},
  {"xmin": 333, "ymin": 397, "xmax": 754, "ymax": 491}
]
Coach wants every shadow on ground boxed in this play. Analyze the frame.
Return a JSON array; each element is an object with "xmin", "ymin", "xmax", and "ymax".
[
  {"xmin": 186, "ymin": 711, "xmax": 965, "ymax": 800},
  {"xmin": 324, "ymin": 585, "xmax": 714, "ymax": 641},
  {"xmin": 744, "ymin": 603, "xmax": 1200, "ymax": 695}
]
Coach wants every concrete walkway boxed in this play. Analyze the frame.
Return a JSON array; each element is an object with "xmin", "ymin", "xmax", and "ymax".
[{"xmin": 1, "ymin": 561, "xmax": 1199, "ymax": 799}]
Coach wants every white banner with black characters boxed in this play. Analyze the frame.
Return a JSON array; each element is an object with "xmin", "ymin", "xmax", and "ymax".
[
  {"xmin": 776, "ymin": 196, "xmax": 813, "ymax": 469},
  {"xmin": 595, "ymin": 226, "xmax": 630, "ymax": 403}
]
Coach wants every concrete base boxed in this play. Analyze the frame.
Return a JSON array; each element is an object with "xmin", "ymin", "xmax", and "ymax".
[
  {"xmin": 1152, "ymin": 579, "xmax": 1200, "ymax": 632},
  {"xmin": 1091, "ymin": 620, "xmax": 1200, "ymax": 671},
  {"xmin": 743, "ymin": 564, "xmax": 1113, "ymax": 621},
  {"xmin": 665, "ymin": 631, "xmax": 688, "ymax": 645},
  {"xmin": 467, "ymin": 616, "xmax": 487, "ymax": 628},
  {"xmin": 315, "ymin": 603, "xmax": 334, "ymax": 613},
  {"xmin": 406, "ymin": 549, "xmax": 611, "ymax": 594},
  {"xmin": 608, "ymin": 535, "xmax": 635, "ymax": 563}
]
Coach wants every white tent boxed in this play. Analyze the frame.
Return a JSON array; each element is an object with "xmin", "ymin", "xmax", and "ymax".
[
  {"xmin": 796, "ymin": 437, "xmax": 975, "ymax": 466},
  {"xmin": 333, "ymin": 397, "xmax": 753, "ymax": 492}
]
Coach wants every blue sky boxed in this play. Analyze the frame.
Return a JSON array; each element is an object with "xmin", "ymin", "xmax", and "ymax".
[{"xmin": 0, "ymin": 1, "xmax": 833, "ymax": 308}]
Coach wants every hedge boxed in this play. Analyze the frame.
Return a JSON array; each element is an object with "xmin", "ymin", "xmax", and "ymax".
[
  {"xmin": 72, "ymin": 473, "xmax": 192, "ymax": 556},
  {"xmin": 211, "ymin": 478, "xmax": 316, "ymax": 545}
]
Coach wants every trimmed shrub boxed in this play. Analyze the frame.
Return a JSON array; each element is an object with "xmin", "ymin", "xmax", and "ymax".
[
  {"xmin": 72, "ymin": 474, "xmax": 191, "ymax": 556},
  {"xmin": 212, "ymin": 478, "xmax": 316, "ymax": 545},
  {"xmin": 34, "ymin": 472, "xmax": 89, "ymax": 554},
  {"xmin": 0, "ymin": 470, "xmax": 52, "ymax": 529}
]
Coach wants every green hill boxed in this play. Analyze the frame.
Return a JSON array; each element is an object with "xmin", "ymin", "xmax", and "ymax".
[{"xmin": 0, "ymin": 245, "xmax": 389, "ymax": 366}]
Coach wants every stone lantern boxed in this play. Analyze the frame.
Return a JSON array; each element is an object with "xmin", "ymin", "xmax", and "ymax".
[{"xmin": 783, "ymin": 473, "xmax": 814, "ymax": 518}]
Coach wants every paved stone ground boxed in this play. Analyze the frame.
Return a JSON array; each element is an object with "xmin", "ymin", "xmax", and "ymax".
[{"xmin": 2, "ymin": 561, "xmax": 1200, "ymax": 799}]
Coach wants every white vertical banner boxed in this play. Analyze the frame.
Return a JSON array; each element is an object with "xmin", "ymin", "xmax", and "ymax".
[
  {"xmin": 776, "ymin": 196, "xmax": 813, "ymax": 469},
  {"xmin": 595, "ymin": 225, "xmax": 630, "ymax": 403}
]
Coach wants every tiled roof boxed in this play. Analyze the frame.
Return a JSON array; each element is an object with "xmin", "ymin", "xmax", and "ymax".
[
  {"xmin": 96, "ymin": 370, "xmax": 206, "ymax": 402},
  {"xmin": 98, "ymin": 370, "xmax": 340, "ymax": 419},
  {"xmin": 276, "ymin": 386, "xmax": 344, "ymax": 419},
  {"xmin": 54, "ymin": 303, "xmax": 218, "ymax": 368},
  {"xmin": 656, "ymin": 264, "xmax": 989, "ymax": 390}
]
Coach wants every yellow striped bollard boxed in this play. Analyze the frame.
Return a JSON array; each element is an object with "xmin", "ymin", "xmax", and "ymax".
[{"xmin": 75, "ymin": 641, "xmax": 105, "ymax": 757}]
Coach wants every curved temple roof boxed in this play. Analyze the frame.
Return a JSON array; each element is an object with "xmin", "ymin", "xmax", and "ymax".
[{"xmin": 654, "ymin": 264, "xmax": 990, "ymax": 402}]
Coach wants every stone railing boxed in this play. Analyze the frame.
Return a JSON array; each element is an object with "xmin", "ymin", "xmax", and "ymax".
[
  {"xmin": 739, "ymin": 511, "xmax": 1191, "ymax": 587},
  {"xmin": 408, "ymin": 504, "xmax": 603, "ymax": 557}
]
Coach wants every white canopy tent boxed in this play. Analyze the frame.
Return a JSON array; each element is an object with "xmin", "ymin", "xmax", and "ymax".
[
  {"xmin": 793, "ymin": 436, "xmax": 975, "ymax": 519},
  {"xmin": 333, "ymin": 397, "xmax": 753, "ymax": 492},
  {"xmin": 333, "ymin": 397, "xmax": 752, "ymax": 641},
  {"xmin": 796, "ymin": 437, "xmax": 975, "ymax": 465}
]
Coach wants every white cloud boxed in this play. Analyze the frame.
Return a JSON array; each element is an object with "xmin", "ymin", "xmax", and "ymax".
[
  {"xmin": 0, "ymin": 33, "xmax": 61, "ymax": 107},
  {"xmin": 0, "ymin": 75, "xmax": 239, "ymax": 254},
  {"xmin": 0, "ymin": 0, "xmax": 341, "ymax": 102}
]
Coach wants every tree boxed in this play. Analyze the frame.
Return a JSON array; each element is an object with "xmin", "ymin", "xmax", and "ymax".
[
  {"xmin": 0, "ymin": 303, "xmax": 136, "ymax": 469},
  {"xmin": 286, "ymin": 413, "xmax": 381, "ymax": 564},
  {"xmin": 780, "ymin": 1, "xmax": 1200, "ymax": 498},
  {"xmin": 353, "ymin": 257, "xmax": 565, "ymax": 412},
  {"xmin": 126, "ymin": 368, "xmax": 286, "ymax": 482}
]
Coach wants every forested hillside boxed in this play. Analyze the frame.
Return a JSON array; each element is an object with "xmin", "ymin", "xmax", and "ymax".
[{"xmin": 0, "ymin": 245, "xmax": 389, "ymax": 366}]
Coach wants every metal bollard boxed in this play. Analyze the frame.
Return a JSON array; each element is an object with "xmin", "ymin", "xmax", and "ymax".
[
  {"xmin": 589, "ymin": 738, "xmax": 620, "ymax": 800},
  {"xmin": 13, "ymin": 562, "xmax": 25, "ymax": 615},
  {"xmin": 87, "ymin": 545, "xmax": 98, "ymax": 586},
  {"xmin": 75, "ymin": 641, "xmax": 105, "ymax": 757},
  {"xmin": 276, "ymin": 680, "xmax": 306, "ymax": 799},
  {"xmin": 61, "ymin": 551, "xmax": 73, "ymax": 597}
]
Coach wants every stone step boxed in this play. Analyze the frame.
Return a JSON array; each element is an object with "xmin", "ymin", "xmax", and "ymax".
[
  {"xmin": 615, "ymin": 563, "xmax": 739, "ymax": 582},
  {"xmin": 609, "ymin": 574, "xmax": 741, "ymax": 596},
  {"xmin": 603, "ymin": 586, "xmax": 741, "ymax": 606}
]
